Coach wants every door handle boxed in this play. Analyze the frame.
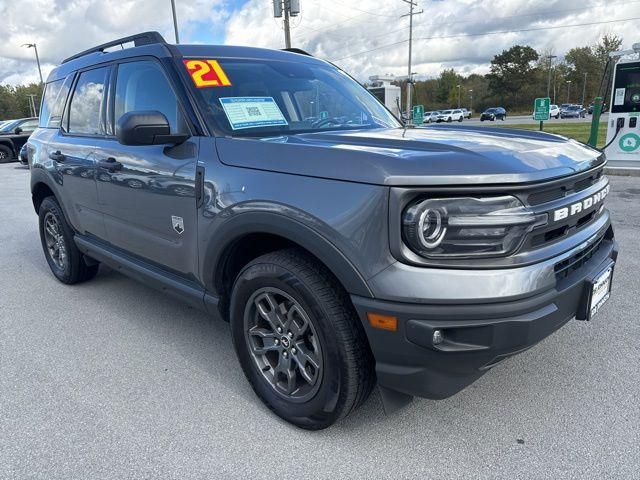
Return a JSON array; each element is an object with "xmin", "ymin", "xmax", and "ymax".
[
  {"xmin": 98, "ymin": 157, "xmax": 123, "ymax": 172},
  {"xmin": 49, "ymin": 151, "xmax": 66, "ymax": 163}
]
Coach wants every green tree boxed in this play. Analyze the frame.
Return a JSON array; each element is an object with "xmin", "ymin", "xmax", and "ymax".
[
  {"xmin": 436, "ymin": 69, "xmax": 463, "ymax": 104},
  {"xmin": 488, "ymin": 45, "xmax": 540, "ymax": 109}
]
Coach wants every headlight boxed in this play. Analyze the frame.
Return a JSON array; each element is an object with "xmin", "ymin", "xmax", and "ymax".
[{"xmin": 402, "ymin": 196, "xmax": 547, "ymax": 259}]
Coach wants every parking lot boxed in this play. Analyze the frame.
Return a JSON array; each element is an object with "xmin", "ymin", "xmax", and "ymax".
[
  {"xmin": 1, "ymin": 162, "xmax": 638, "ymax": 479},
  {"xmin": 467, "ymin": 113, "xmax": 608, "ymax": 126}
]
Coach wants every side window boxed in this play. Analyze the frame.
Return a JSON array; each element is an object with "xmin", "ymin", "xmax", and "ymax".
[
  {"xmin": 39, "ymin": 77, "xmax": 72, "ymax": 128},
  {"xmin": 68, "ymin": 67, "xmax": 109, "ymax": 135},
  {"xmin": 19, "ymin": 120, "xmax": 39, "ymax": 133},
  {"xmin": 114, "ymin": 60, "xmax": 186, "ymax": 134}
]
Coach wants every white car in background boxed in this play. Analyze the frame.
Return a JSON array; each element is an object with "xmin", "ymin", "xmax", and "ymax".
[
  {"xmin": 423, "ymin": 111, "xmax": 440, "ymax": 123},
  {"xmin": 532, "ymin": 104, "xmax": 560, "ymax": 120},
  {"xmin": 437, "ymin": 109, "xmax": 464, "ymax": 122}
]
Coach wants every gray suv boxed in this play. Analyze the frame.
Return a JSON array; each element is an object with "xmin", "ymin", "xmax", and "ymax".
[{"xmin": 28, "ymin": 32, "xmax": 617, "ymax": 429}]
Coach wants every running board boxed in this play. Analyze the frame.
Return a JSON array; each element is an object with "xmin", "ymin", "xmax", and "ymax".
[{"xmin": 74, "ymin": 235, "xmax": 222, "ymax": 320}]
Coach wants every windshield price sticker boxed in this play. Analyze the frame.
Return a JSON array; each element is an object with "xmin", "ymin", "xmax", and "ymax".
[
  {"xmin": 183, "ymin": 59, "xmax": 232, "ymax": 88},
  {"xmin": 219, "ymin": 97, "xmax": 288, "ymax": 130}
]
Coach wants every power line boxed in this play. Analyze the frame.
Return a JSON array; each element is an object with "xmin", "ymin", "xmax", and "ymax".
[
  {"xmin": 297, "ymin": 0, "xmax": 640, "ymax": 51},
  {"xmin": 331, "ymin": 16, "xmax": 640, "ymax": 62},
  {"xmin": 330, "ymin": 2, "xmax": 398, "ymax": 18}
]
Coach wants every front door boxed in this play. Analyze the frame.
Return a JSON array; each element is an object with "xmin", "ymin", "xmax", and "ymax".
[{"xmin": 94, "ymin": 58, "xmax": 199, "ymax": 277}]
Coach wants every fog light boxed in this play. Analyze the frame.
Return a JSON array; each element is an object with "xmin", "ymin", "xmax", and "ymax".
[{"xmin": 432, "ymin": 329, "xmax": 444, "ymax": 345}]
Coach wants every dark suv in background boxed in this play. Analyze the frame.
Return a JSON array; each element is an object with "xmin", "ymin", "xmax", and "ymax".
[
  {"xmin": 0, "ymin": 117, "xmax": 38, "ymax": 162},
  {"xmin": 479, "ymin": 107, "xmax": 507, "ymax": 121},
  {"xmin": 27, "ymin": 32, "xmax": 617, "ymax": 429}
]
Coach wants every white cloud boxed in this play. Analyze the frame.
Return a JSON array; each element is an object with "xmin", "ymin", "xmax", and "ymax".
[
  {"xmin": 1, "ymin": 0, "xmax": 639, "ymax": 86},
  {"xmin": 226, "ymin": 0, "xmax": 640, "ymax": 81},
  {"xmin": 0, "ymin": 0, "xmax": 228, "ymax": 84}
]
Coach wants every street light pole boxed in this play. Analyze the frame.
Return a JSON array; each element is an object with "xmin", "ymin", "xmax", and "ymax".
[
  {"xmin": 22, "ymin": 43, "xmax": 43, "ymax": 85},
  {"xmin": 582, "ymin": 72, "xmax": 588, "ymax": 106},
  {"xmin": 546, "ymin": 55, "xmax": 557, "ymax": 98},
  {"xmin": 566, "ymin": 80, "xmax": 572, "ymax": 103},
  {"xmin": 468, "ymin": 89, "xmax": 473, "ymax": 113},
  {"xmin": 170, "ymin": 0, "xmax": 180, "ymax": 43},
  {"xmin": 456, "ymin": 84, "xmax": 461, "ymax": 108}
]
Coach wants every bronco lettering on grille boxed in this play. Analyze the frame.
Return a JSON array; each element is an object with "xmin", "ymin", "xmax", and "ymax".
[{"xmin": 553, "ymin": 184, "xmax": 610, "ymax": 222}]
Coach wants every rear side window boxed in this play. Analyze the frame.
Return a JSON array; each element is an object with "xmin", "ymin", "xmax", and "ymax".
[
  {"xmin": 68, "ymin": 67, "xmax": 109, "ymax": 135},
  {"xmin": 39, "ymin": 77, "xmax": 72, "ymax": 128},
  {"xmin": 114, "ymin": 60, "xmax": 186, "ymax": 134}
]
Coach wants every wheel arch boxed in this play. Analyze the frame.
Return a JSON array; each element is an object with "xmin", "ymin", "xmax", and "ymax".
[{"xmin": 204, "ymin": 211, "xmax": 374, "ymax": 319}]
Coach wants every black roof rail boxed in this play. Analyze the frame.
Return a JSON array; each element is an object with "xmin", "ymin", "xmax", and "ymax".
[
  {"xmin": 282, "ymin": 48, "xmax": 313, "ymax": 57},
  {"xmin": 62, "ymin": 31, "xmax": 167, "ymax": 64}
]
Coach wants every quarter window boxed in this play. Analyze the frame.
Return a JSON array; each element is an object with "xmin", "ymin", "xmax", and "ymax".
[
  {"xmin": 68, "ymin": 67, "xmax": 109, "ymax": 135},
  {"xmin": 114, "ymin": 60, "xmax": 185, "ymax": 134}
]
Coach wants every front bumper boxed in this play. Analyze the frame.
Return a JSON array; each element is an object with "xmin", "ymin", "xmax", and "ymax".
[{"xmin": 351, "ymin": 229, "xmax": 618, "ymax": 401}]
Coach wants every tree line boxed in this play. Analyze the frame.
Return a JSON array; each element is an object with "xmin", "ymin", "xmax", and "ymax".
[
  {"xmin": 397, "ymin": 34, "xmax": 623, "ymax": 114},
  {"xmin": 0, "ymin": 83, "xmax": 43, "ymax": 121}
]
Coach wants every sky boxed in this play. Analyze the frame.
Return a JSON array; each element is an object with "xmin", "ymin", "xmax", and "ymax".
[{"xmin": 0, "ymin": 0, "xmax": 639, "ymax": 86}]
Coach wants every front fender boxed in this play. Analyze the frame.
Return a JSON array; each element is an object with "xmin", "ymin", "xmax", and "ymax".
[{"xmin": 201, "ymin": 208, "xmax": 375, "ymax": 299}]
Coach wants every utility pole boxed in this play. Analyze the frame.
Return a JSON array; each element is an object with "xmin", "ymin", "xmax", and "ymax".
[
  {"xmin": 546, "ymin": 55, "xmax": 557, "ymax": 98},
  {"xmin": 401, "ymin": 0, "xmax": 422, "ymax": 120},
  {"xmin": 581, "ymin": 72, "xmax": 588, "ymax": 106},
  {"xmin": 274, "ymin": 0, "xmax": 300, "ymax": 49},
  {"xmin": 170, "ymin": 0, "xmax": 180, "ymax": 43},
  {"xmin": 26, "ymin": 94, "xmax": 38, "ymax": 117},
  {"xmin": 22, "ymin": 43, "xmax": 43, "ymax": 85}
]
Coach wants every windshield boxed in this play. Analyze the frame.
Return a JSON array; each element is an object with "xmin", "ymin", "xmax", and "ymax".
[
  {"xmin": 187, "ymin": 58, "xmax": 401, "ymax": 136},
  {"xmin": 442, "ymin": 110, "xmax": 452, "ymax": 114},
  {"xmin": 0, "ymin": 120, "xmax": 20, "ymax": 133}
]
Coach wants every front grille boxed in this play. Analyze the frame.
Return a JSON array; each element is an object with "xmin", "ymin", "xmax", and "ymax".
[
  {"xmin": 526, "ymin": 167, "xmax": 604, "ymax": 206},
  {"xmin": 554, "ymin": 231, "xmax": 608, "ymax": 281},
  {"xmin": 518, "ymin": 166, "xmax": 608, "ymax": 253}
]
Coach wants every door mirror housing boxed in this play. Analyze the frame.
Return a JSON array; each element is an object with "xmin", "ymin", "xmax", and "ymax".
[
  {"xmin": 116, "ymin": 111, "xmax": 189, "ymax": 146},
  {"xmin": 14, "ymin": 127, "xmax": 23, "ymax": 134}
]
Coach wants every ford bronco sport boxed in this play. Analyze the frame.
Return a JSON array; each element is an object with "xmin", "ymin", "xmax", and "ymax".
[{"xmin": 28, "ymin": 32, "xmax": 617, "ymax": 429}]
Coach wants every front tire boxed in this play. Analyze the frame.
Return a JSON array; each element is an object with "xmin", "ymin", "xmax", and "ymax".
[
  {"xmin": 38, "ymin": 197, "xmax": 99, "ymax": 284},
  {"xmin": 230, "ymin": 249, "xmax": 375, "ymax": 430}
]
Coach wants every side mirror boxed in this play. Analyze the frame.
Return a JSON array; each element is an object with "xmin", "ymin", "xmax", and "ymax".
[
  {"xmin": 14, "ymin": 127, "xmax": 23, "ymax": 134},
  {"xmin": 116, "ymin": 111, "xmax": 189, "ymax": 146}
]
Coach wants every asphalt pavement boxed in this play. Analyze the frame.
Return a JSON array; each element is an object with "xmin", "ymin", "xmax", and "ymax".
[{"xmin": 1, "ymin": 163, "xmax": 638, "ymax": 479}]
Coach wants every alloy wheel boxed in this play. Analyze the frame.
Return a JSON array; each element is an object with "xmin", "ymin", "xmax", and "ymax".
[
  {"xmin": 43, "ymin": 212, "xmax": 67, "ymax": 270},
  {"xmin": 244, "ymin": 287, "xmax": 323, "ymax": 402}
]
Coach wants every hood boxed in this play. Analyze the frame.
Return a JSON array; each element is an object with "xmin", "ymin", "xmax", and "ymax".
[{"xmin": 215, "ymin": 125, "xmax": 604, "ymax": 187}]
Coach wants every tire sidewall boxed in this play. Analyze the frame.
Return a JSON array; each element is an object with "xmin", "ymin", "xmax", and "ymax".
[
  {"xmin": 230, "ymin": 261, "xmax": 346, "ymax": 428},
  {"xmin": 39, "ymin": 198, "xmax": 74, "ymax": 282}
]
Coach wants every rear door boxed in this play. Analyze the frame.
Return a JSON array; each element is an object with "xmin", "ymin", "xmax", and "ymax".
[
  {"xmin": 46, "ymin": 66, "xmax": 110, "ymax": 238},
  {"xmin": 93, "ymin": 58, "xmax": 199, "ymax": 277}
]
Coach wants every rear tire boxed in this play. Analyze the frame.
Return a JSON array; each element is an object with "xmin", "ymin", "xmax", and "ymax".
[
  {"xmin": 230, "ymin": 248, "xmax": 375, "ymax": 430},
  {"xmin": 0, "ymin": 145, "xmax": 13, "ymax": 163},
  {"xmin": 38, "ymin": 196, "xmax": 99, "ymax": 284}
]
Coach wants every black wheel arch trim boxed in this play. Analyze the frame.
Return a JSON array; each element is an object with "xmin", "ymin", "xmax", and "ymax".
[
  {"xmin": 30, "ymin": 169, "xmax": 68, "ymax": 216},
  {"xmin": 203, "ymin": 211, "xmax": 374, "ymax": 299}
]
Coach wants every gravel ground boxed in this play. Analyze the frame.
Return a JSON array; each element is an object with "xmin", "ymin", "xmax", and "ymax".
[{"xmin": 0, "ymin": 163, "xmax": 638, "ymax": 479}]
